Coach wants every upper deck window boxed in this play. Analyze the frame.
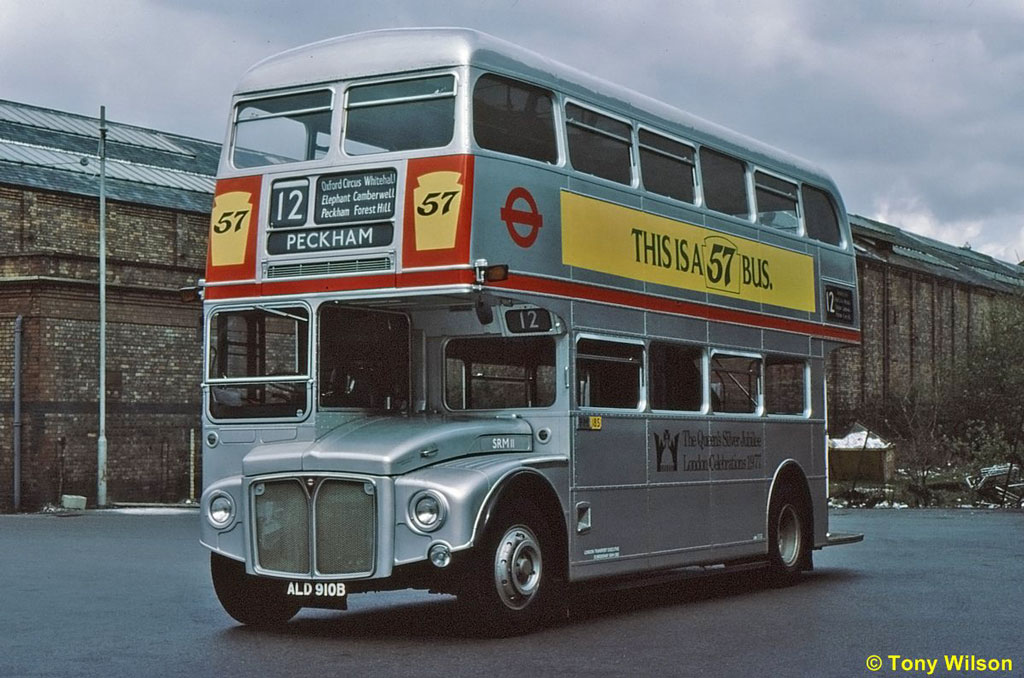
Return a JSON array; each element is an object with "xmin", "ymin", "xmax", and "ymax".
[
  {"xmin": 565, "ymin": 103, "xmax": 632, "ymax": 185},
  {"xmin": 344, "ymin": 75, "xmax": 456, "ymax": 156},
  {"xmin": 802, "ymin": 185, "xmax": 843, "ymax": 246},
  {"xmin": 700, "ymin": 148, "xmax": 749, "ymax": 218},
  {"xmin": 639, "ymin": 130, "xmax": 696, "ymax": 203},
  {"xmin": 232, "ymin": 90, "xmax": 333, "ymax": 169},
  {"xmin": 473, "ymin": 74, "xmax": 557, "ymax": 163},
  {"xmin": 755, "ymin": 171, "xmax": 799, "ymax": 232}
]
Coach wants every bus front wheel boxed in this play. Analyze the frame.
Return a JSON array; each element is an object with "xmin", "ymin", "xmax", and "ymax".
[
  {"xmin": 766, "ymin": 484, "xmax": 811, "ymax": 586},
  {"xmin": 210, "ymin": 553, "xmax": 301, "ymax": 627},
  {"xmin": 460, "ymin": 502, "xmax": 563, "ymax": 635}
]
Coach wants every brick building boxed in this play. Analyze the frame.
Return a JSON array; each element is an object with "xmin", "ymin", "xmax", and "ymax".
[
  {"xmin": 828, "ymin": 215, "xmax": 1024, "ymax": 426},
  {"xmin": 0, "ymin": 100, "xmax": 218, "ymax": 511}
]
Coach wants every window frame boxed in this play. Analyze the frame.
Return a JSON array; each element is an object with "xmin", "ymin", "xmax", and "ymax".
[
  {"xmin": 698, "ymin": 146, "xmax": 751, "ymax": 221},
  {"xmin": 205, "ymin": 302, "xmax": 312, "ymax": 423},
  {"xmin": 801, "ymin": 183, "xmax": 846, "ymax": 248},
  {"xmin": 754, "ymin": 169, "xmax": 801, "ymax": 234},
  {"xmin": 648, "ymin": 340, "xmax": 706, "ymax": 414},
  {"xmin": 708, "ymin": 349, "xmax": 763, "ymax": 416},
  {"xmin": 563, "ymin": 99, "xmax": 636, "ymax": 187},
  {"xmin": 472, "ymin": 72, "xmax": 559, "ymax": 164},
  {"xmin": 575, "ymin": 334, "xmax": 646, "ymax": 411},
  {"xmin": 638, "ymin": 126, "xmax": 697, "ymax": 204},
  {"xmin": 764, "ymin": 355, "xmax": 811, "ymax": 418},
  {"xmin": 316, "ymin": 305, "xmax": 411, "ymax": 412},
  {"xmin": 442, "ymin": 335, "xmax": 559, "ymax": 412},
  {"xmin": 341, "ymin": 71, "xmax": 460, "ymax": 157},
  {"xmin": 230, "ymin": 87, "xmax": 335, "ymax": 170}
]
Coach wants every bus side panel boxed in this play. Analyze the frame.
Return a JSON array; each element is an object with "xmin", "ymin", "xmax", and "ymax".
[
  {"xmin": 571, "ymin": 416, "xmax": 648, "ymax": 573},
  {"xmin": 468, "ymin": 155, "xmax": 567, "ymax": 278},
  {"xmin": 647, "ymin": 416, "xmax": 711, "ymax": 557},
  {"xmin": 763, "ymin": 420, "xmax": 817, "ymax": 531},
  {"xmin": 706, "ymin": 418, "xmax": 768, "ymax": 556}
]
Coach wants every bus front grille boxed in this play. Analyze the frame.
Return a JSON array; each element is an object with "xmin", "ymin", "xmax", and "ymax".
[
  {"xmin": 315, "ymin": 480, "xmax": 376, "ymax": 575},
  {"xmin": 253, "ymin": 477, "xmax": 376, "ymax": 577}
]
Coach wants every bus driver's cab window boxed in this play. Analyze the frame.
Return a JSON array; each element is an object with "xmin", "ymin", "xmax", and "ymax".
[{"xmin": 318, "ymin": 306, "xmax": 409, "ymax": 410}]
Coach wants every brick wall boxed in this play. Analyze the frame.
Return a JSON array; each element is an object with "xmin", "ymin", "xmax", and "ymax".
[
  {"xmin": 1, "ymin": 185, "xmax": 207, "ymax": 511},
  {"xmin": 826, "ymin": 257, "xmax": 1003, "ymax": 433}
]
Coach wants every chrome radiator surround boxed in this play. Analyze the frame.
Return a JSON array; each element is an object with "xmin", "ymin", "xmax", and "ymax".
[{"xmin": 248, "ymin": 474, "xmax": 377, "ymax": 579}]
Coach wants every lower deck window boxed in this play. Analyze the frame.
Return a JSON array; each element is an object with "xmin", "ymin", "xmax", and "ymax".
[
  {"xmin": 207, "ymin": 306, "xmax": 309, "ymax": 420},
  {"xmin": 445, "ymin": 337, "xmax": 556, "ymax": 410},
  {"xmin": 765, "ymin": 357, "xmax": 807, "ymax": 415},
  {"xmin": 710, "ymin": 353, "xmax": 761, "ymax": 414},
  {"xmin": 649, "ymin": 342, "xmax": 702, "ymax": 411},
  {"xmin": 576, "ymin": 338, "xmax": 643, "ymax": 409}
]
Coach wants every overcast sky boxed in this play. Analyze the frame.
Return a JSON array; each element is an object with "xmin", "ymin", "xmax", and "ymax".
[{"xmin": 3, "ymin": 0, "xmax": 1023, "ymax": 260}]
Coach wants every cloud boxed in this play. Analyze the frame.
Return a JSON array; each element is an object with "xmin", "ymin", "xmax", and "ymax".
[
  {"xmin": 3, "ymin": 0, "xmax": 1024, "ymax": 265},
  {"xmin": 872, "ymin": 194, "xmax": 982, "ymax": 246}
]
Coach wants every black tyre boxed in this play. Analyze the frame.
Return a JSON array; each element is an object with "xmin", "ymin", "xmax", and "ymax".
[
  {"xmin": 210, "ymin": 553, "xmax": 301, "ymax": 627},
  {"xmin": 767, "ymin": 484, "xmax": 811, "ymax": 586},
  {"xmin": 459, "ymin": 502, "xmax": 564, "ymax": 636}
]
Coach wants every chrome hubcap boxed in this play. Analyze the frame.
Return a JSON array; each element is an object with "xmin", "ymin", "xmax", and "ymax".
[
  {"xmin": 494, "ymin": 525, "xmax": 542, "ymax": 610},
  {"xmin": 777, "ymin": 504, "xmax": 801, "ymax": 568}
]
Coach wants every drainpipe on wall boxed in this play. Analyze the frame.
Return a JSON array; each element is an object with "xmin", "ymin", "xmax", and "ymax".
[{"xmin": 13, "ymin": 315, "xmax": 23, "ymax": 512}]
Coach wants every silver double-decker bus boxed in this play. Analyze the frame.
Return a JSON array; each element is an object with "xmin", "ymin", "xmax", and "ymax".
[{"xmin": 200, "ymin": 28, "xmax": 862, "ymax": 633}]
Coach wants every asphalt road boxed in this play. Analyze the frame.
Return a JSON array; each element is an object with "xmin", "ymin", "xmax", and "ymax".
[{"xmin": 1, "ymin": 508, "xmax": 1020, "ymax": 678}]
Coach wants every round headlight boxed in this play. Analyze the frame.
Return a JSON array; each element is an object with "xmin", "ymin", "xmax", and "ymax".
[
  {"xmin": 208, "ymin": 493, "xmax": 234, "ymax": 527},
  {"xmin": 410, "ymin": 491, "xmax": 446, "ymax": 532}
]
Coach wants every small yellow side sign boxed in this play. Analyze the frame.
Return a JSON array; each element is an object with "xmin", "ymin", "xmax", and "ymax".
[
  {"xmin": 412, "ymin": 171, "xmax": 464, "ymax": 251},
  {"xmin": 209, "ymin": 190, "xmax": 254, "ymax": 267}
]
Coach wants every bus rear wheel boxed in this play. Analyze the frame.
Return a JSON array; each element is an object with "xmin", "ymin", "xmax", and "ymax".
[
  {"xmin": 460, "ymin": 502, "xmax": 563, "ymax": 636},
  {"xmin": 767, "ymin": 484, "xmax": 811, "ymax": 586},
  {"xmin": 210, "ymin": 553, "xmax": 301, "ymax": 627}
]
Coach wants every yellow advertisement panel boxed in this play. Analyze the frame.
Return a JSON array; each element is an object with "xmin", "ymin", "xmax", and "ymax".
[{"xmin": 561, "ymin": 191, "xmax": 816, "ymax": 312}]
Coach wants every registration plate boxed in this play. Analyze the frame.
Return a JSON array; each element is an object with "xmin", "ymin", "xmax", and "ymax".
[{"xmin": 285, "ymin": 581, "xmax": 347, "ymax": 600}]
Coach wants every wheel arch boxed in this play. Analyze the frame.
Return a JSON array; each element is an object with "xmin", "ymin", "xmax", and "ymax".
[
  {"xmin": 766, "ymin": 459, "xmax": 814, "ymax": 545},
  {"xmin": 473, "ymin": 469, "xmax": 569, "ymax": 578}
]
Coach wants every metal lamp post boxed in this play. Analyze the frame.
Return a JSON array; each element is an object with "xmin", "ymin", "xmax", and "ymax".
[{"xmin": 97, "ymin": 106, "xmax": 108, "ymax": 508}]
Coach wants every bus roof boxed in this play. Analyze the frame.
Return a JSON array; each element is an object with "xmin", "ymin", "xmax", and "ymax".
[{"xmin": 235, "ymin": 27, "xmax": 838, "ymax": 191}]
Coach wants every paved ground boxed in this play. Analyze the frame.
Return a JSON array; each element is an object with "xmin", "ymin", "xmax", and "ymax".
[{"xmin": 0, "ymin": 508, "xmax": 1020, "ymax": 678}]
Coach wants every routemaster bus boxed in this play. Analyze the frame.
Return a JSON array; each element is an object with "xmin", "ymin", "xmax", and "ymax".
[{"xmin": 199, "ymin": 27, "xmax": 862, "ymax": 633}]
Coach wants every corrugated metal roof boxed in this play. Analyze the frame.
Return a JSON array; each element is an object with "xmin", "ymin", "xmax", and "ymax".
[
  {"xmin": 851, "ymin": 214, "xmax": 1024, "ymax": 293},
  {"xmin": 0, "ymin": 99, "xmax": 219, "ymax": 213},
  {"xmin": 0, "ymin": 100, "xmax": 192, "ymax": 155}
]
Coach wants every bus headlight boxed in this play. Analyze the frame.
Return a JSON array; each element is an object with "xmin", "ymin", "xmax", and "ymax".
[
  {"xmin": 409, "ymin": 491, "xmax": 447, "ymax": 532},
  {"xmin": 207, "ymin": 492, "xmax": 235, "ymax": 528}
]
